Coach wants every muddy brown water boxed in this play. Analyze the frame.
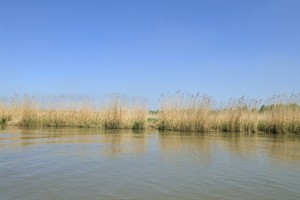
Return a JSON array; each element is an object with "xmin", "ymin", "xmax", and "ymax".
[{"xmin": 1, "ymin": 127, "xmax": 299, "ymax": 200}]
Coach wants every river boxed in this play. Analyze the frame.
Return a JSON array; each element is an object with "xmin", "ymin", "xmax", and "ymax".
[{"xmin": 1, "ymin": 127, "xmax": 299, "ymax": 200}]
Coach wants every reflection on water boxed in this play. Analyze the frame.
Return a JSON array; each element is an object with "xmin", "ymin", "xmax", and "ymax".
[
  {"xmin": 1, "ymin": 128, "xmax": 149, "ymax": 158},
  {"xmin": 1, "ymin": 127, "xmax": 300, "ymax": 200}
]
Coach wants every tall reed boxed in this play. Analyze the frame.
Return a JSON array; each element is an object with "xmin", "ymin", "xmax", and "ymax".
[
  {"xmin": 0, "ymin": 94, "xmax": 148, "ymax": 129},
  {"xmin": 258, "ymin": 94, "xmax": 300, "ymax": 134},
  {"xmin": 1, "ymin": 93, "xmax": 299, "ymax": 134},
  {"xmin": 102, "ymin": 95, "xmax": 148, "ymax": 129},
  {"xmin": 213, "ymin": 97, "xmax": 259, "ymax": 133},
  {"xmin": 159, "ymin": 92, "xmax": 212, "ymax": 132},
  {"xmin": 159, "ymin": 92, "xmax": 299, "ymax": 134}
]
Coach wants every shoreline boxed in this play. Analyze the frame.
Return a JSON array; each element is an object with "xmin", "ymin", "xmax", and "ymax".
[{"xmin": 1, "ymin": 93, "xmax": 299, "ymax": 134}]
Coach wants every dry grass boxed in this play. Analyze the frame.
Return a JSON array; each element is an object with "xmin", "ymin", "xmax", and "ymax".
[
  {"xmin": 102, "ymin": 95, "xmax": 148, "ymax": 129},
  {"xmin": 1, "ymin": 93, "xmax": 299, "ymax": 134},
  {"xmin": 212, "ymin": 97, "xmax": 259, "ymax": 133},
  {"xmin": 0, "ymin": 94, "xmax": 148, "ymax": 130},
  {"xmin": 258, "ymin": 94, "xmax": 300, "ymax": 134},
  {"xmin": 159, "ymin": 92, "xmax": 300, "ymax": 134},
  {"xmin": 158, "ymin": 92, "xmax": 212, "ymax": 132}
]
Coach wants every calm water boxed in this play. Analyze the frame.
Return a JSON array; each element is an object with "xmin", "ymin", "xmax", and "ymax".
[{"xmin": 1, "ymin": 128, "xmax": 299, "ymax": 200}]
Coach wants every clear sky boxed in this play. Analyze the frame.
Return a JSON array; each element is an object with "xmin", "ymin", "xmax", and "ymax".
[{"xmin": 1, "ymin": 0, "xmax": 299, "ymax": 107}]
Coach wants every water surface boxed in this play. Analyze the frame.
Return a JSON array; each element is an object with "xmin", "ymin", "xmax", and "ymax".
[{"xmin": 1, "ymin": 127, "xmax": 299, "ymax": 200}]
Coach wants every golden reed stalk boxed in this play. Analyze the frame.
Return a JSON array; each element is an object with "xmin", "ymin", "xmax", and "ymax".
[
  {"xmin": 158, "ymin": 92, "xmax": 299, "ymax": 134},
  {"xmin": 0, "ymin": 94, "xmax": 148, "ymax": 130},
  {"xmin": 1, "ymin": 93, "xmax": 299, "ymax": 133}
]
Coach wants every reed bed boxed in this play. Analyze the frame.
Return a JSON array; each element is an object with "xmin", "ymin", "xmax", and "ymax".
[
  {"xmin": 0, "ymin": 94, "xmax": 148, "ymax": 130},
  {"xmin": 1, "ymin": 93, "xmax": 299, "ymax": 134},
  {"xmin": 158, "ymin": 92, "xmax": 300, "ymax": 134},
  {"xmin": 258, "ymin": 94, "xmax": 300, "ymax": 134},
  {"xmin": 158, "ymin": 92, "xmax": 212, "ymax": 132}
]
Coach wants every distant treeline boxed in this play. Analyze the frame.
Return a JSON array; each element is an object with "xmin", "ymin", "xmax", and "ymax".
[{"xmin": 1, "ymin": 93, "xmax": 299, "ymax": 134}]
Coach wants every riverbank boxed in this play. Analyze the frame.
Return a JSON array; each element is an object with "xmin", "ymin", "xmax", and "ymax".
[{"xmin": 1, "ymin": 93, "xmax": 299, "ymax": 134}]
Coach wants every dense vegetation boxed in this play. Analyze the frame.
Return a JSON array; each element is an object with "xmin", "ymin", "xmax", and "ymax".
[{"xmin": 1, "ymin": 93, "xmax": 299, "ymax": 134}]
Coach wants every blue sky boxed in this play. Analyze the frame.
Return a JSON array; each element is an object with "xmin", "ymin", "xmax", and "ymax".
[{"xmin": 1, "ymin": 0, "xmax": 299, "ymax": 107}]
